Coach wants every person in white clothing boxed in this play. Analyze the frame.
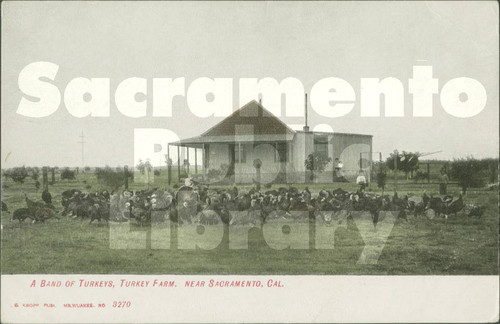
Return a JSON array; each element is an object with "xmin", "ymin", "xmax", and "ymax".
[
  {"xmin": 334, "ymin": 158, "xmax": 344, "ymax": 181},
  {"xmin": 356, "ymin": 170, "xmax": 367, "ymax": 192}
]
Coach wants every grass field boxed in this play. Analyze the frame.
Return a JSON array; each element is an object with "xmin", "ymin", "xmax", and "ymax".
[{"xmin": 1, "ymin": 173, "xmax": 498, "ymax": 275}]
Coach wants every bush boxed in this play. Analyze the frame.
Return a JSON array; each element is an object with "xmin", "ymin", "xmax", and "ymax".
[
  {"xmin": 154, "ymin": 170, "xmax": 161, "ymax": 176},
  {"xmin": 449, "ymin": 157, "xmax": 487, "ymax": 194},
  {"xmin": 60, "ymin": 168, "xmax": 76, "ymax": 180},
  {"xmin": 95, "ymin": 166, "xmax": 127, "ymax": 191},
  {"xmin": 305, "ymin": 152, "xmax": 332, "ymax": 173},
  {"xmin": 376, "ymin": 171, "xmax": 387, "ymax": 191},
  {"xmin": 305, "ymin": 152, "xmax": 332, "ymax": 181},
  {"xmin": 8, "ymin": 166, "xmax": 28, "ymax": 184}
]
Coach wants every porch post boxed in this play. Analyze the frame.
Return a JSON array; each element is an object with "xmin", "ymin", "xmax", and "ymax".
[
  {"xmin": 186, "ymin": 146, "xmax": 190, "ymax": 175},
  {"xmin": 194, "ymin": 148, "xmax": 198, "ymax": 174},
  {"xmin": 289, "ymin": 142, "xmax": 293, "ymax": 184},
  {"xmin": 177, "ymin": 145, "xmax": 181, "ymax": 183},
  {"xmin": 203, "ymin": 144, "xmax": 206, "ymax": 176},
  {"xmin": 283, "ymin": 141, "xmax": 289, "ymax": 183},
  {"xmin": 332, "ymin": 141, "xmax": 335, "ymax": 182},
  {"xmin": 275, "ymin": 141, "xmax": 279, "ymax": 183},
  {"xmin": 167, "ymin": 144, "xmax": 171, "ymax": 185},
  {"xmin": 238, "ymin": 142, "xmax": 241, "ymax": 183}
]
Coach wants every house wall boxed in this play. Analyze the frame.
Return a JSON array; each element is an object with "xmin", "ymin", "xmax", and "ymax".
[
  {"xmin": 207, "ymin": 144, "xmax": 230, "ymax": 170},
  {"xmin": 332, "ymin": 134, "xmax": 372, "ymax": 183},
  {"xmin": 288, "ymin": 132, "xmax": 313, "ymax": 183},
  {"xmin": 287, "ymin": 132, "xmax": 372, "ymax": 184},
  {"xmin": 234, "ymin": 143, "xmax": 281, "ymax": 184},
  {"xmin": 288, "ymin": 132, "xmax": 338, "ymax": 183},
  {"xmin": 202, "ymin": 133, "xmax": 372, "ymax": 184},
  {"xmin": 205, "ymin": 144, "xmax": 231, "ymax": 183},
  {"xmin": 311, "ymin": 134, "xmax": 336, "ymax": 183},
  {"xmin": 206, "ymin": 143, "xmax": 282, "ymax": 184}
]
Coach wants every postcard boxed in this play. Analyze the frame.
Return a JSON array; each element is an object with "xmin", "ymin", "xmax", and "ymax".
[{"xmin": 1, "ymin": 1, "xmax": 498, "ymax": 323}]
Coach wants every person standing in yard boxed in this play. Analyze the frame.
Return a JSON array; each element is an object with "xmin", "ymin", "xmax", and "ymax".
[
  {"xmin": 334, "ymin": 158, "xmax": 344, "ymax": 181},
  {"xmin": 356, "ymin": 170, "xmax": 367, "ymax": 192},
  {"xmin": 439, "ymin": 169, "xmax": 449, "ymax": 194}
]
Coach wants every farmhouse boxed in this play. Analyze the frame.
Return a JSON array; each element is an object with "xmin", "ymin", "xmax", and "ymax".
[{"xmin": 169, "ymin": 100, "xmax": 372, "ymax": 184}]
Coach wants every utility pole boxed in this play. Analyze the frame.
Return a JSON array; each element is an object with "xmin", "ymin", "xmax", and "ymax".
[
  {"xmin": 78, "ymin": 131, "xmax": 85, "ymax": 167},
  {"xmin": 394, "ymin": 149, "xmax": 398, "ymax": 190}
]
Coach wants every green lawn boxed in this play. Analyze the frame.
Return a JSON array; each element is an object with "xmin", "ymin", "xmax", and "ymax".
[{"xmin": 1, "ymin": 173, "xmax": 498, "ymax": 275}]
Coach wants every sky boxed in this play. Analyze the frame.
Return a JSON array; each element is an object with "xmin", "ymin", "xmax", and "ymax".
[{"xmin": 1, "ymin": 1, "xmax": 498, "ymax": 168}]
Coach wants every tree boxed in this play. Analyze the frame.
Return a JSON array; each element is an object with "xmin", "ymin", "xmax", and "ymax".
[
  {"xmin": 31, "ymin": 167, "xmax": 40, "ymax": 181},
  {"xmin": 386, "ymin": 151, "xmax": 420, "ymax": 179},
  {"xmin": 376, "ymin": 171, "xmax": 387, "ymax": 194},
  {"xmin": 60, "ymin": 168, "xmax": 76, "ymax": 180},
  {"xmin": 2, "ymin": 169, "xmax": 10, "ymax": 181},
  {"xmin": 9, "ymin": 166, "xmax": 28, "ymax": 184},
  {"xmin": 449, "ymin": 157, "xmax": 485, "ymax": 194},
  {"xmin": 304, "ymin": 152, "xmax": 332, "ymax": 181}
]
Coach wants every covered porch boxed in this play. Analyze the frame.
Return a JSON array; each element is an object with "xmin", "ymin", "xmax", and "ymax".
[{"xmin": 168, "ymin": 134, "xmax": 294, "ymax": 185}]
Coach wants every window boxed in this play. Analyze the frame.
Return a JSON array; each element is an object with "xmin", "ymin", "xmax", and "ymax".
[
  {"xmin": 314, "ymin": 136, "xmax": 328, "ymax": 156},
  {"xmin": 235, "ymin": 145, "xmax": 246, "ymax": 163}
]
